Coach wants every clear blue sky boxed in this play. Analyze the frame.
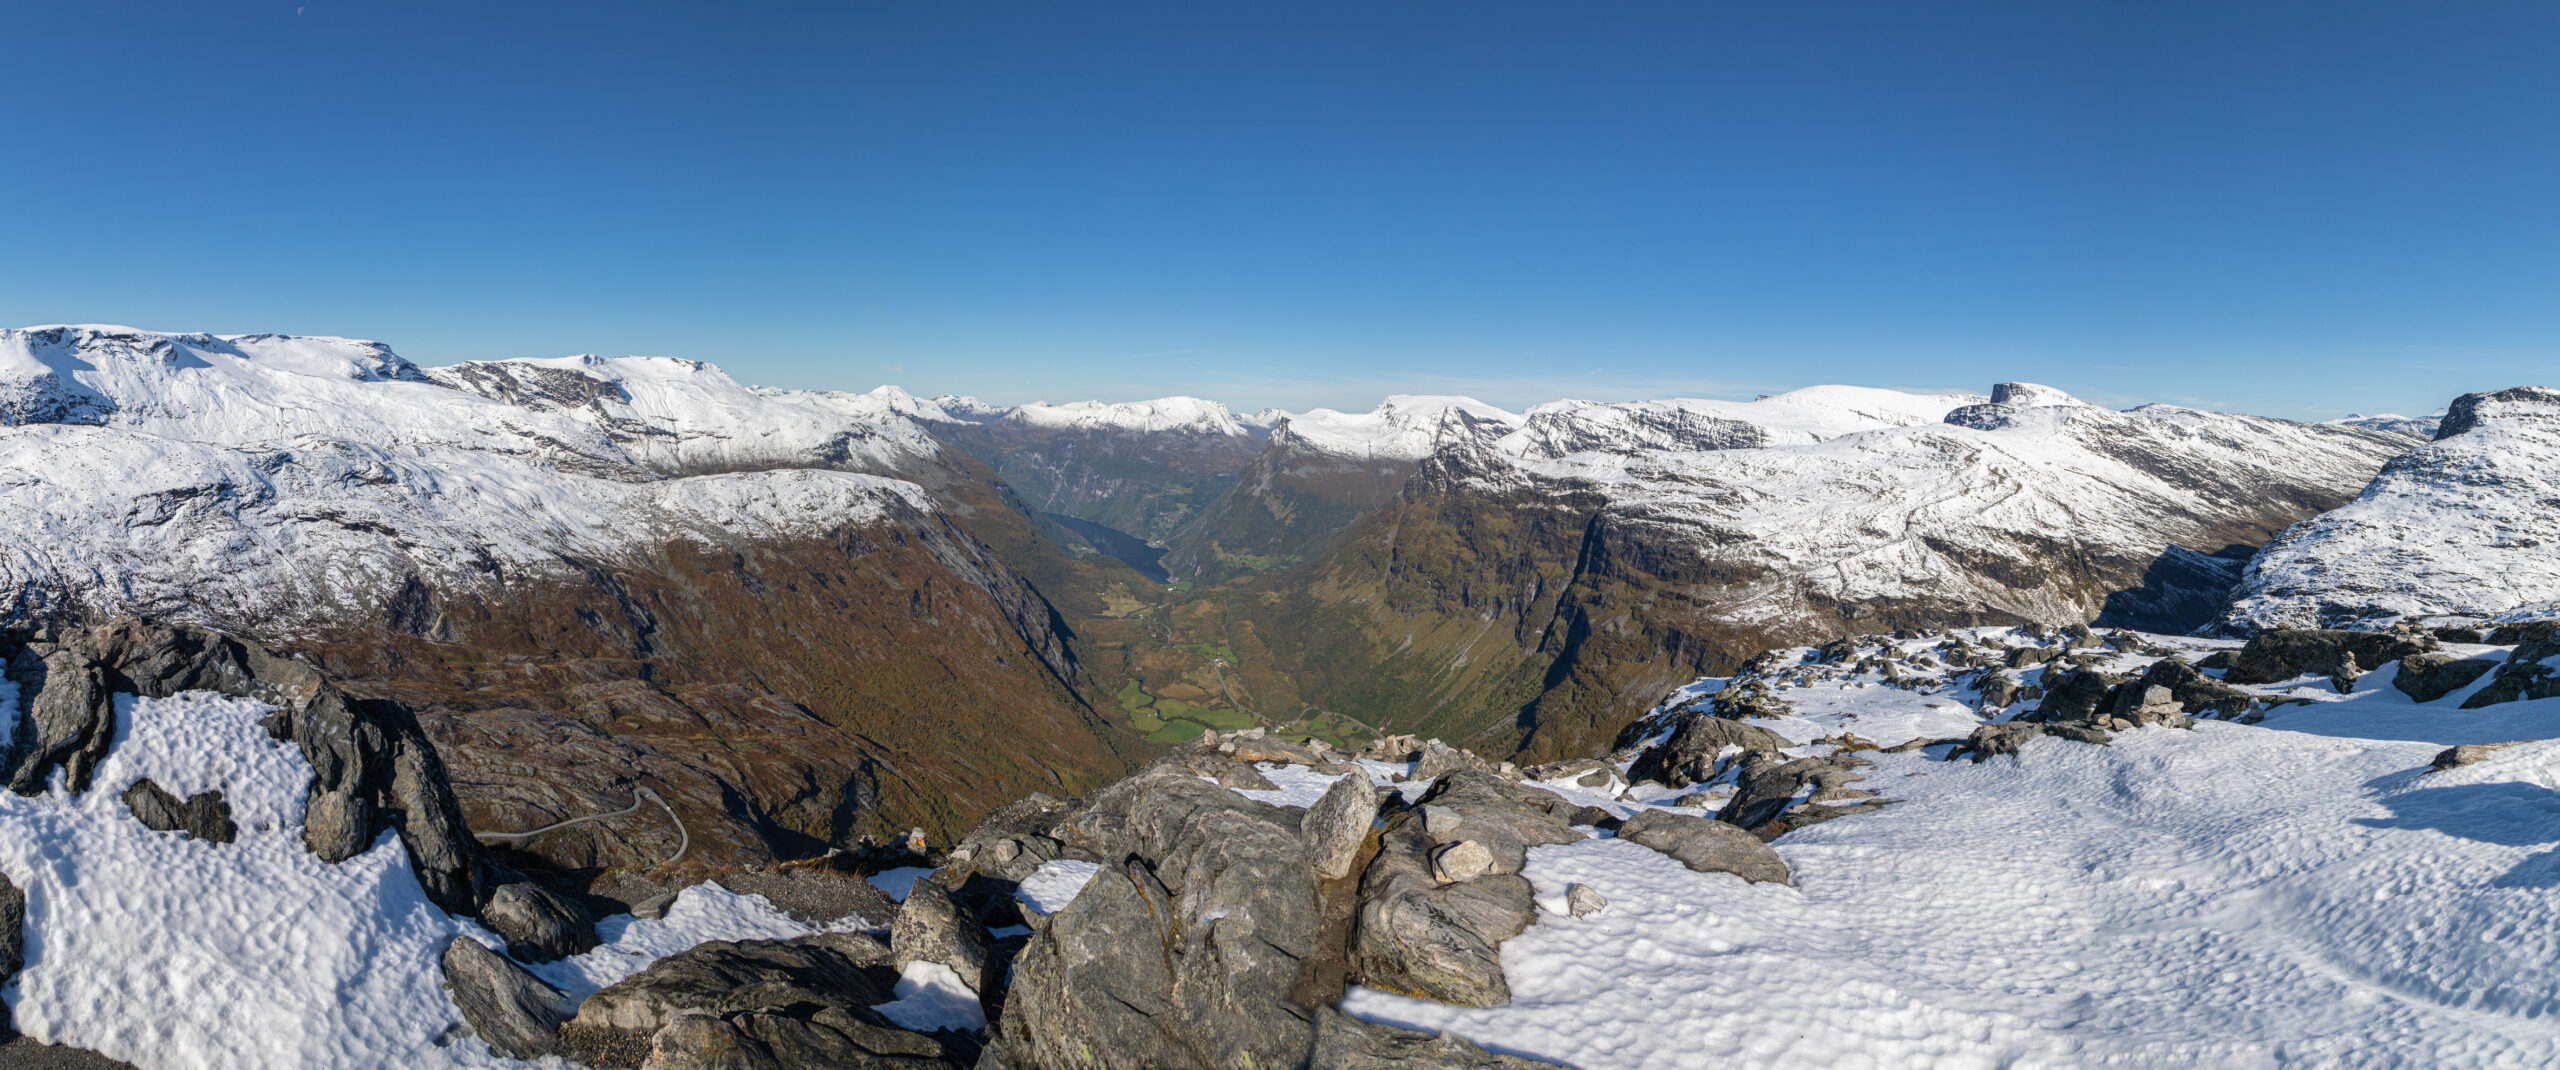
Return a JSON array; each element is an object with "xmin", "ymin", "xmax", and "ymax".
[{"xmin": 4, "ymin": 1, "xmax": 2555, "ymax": 418}]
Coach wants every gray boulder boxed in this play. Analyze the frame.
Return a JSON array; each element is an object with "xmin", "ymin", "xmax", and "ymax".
[
  {"xmin": 1566, "ymin": 883, "xmax": 1606, "ymax": 918},
  {"xmin": 642, "ymin": 1005, "xmax": 963, "ymax": 1070},
  {"xmin": 120, "ymin": 779, "xmax": 236, "ymax": 843},
  {"xmin": 483, "ymin": 882, "xmax": 599, "ymax": 963},
  {"xmin": 440, "ymin": 936, "xmax": 570, "ymax": 1060},
  {"xmin": 2394, "ymin": 652, "xmax": 2500, "ymax": 703},
  {"xmin": 891, "ymin": 877, "xmax": 995, "ymax": 995},
  {"xmin": 1616, "ymin": 809, "xmax": 1789, "ymax": 884},
  {"xmin": 574, "ymin": 932, "xmax": 898, "ymax": 1037},
  {"xmin": 1302, "ymin": 773, "xmax": 1384, "ymax": 882},
  {"xmin": 1307, "ymin": 1007, "xmax": 1553, "ymax": 1069},
  {"xmin": 1007, "ymin": 765, "xmax": 1320, "ymax": 1068}
]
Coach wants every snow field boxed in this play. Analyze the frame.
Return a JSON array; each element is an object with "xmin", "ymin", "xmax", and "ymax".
[
  {"xmin": 1328, "ymin": 635, "xmax": 2560, "ymax": 1068},
  {"xmin": 0, "ymin": 690, "xmax": 912, "ymax": 1069}
]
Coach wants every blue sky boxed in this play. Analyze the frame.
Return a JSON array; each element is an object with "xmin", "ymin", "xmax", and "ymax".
[{"xmin": 3, "ymin": 1, "xmax": 2555, "ymax": 418}]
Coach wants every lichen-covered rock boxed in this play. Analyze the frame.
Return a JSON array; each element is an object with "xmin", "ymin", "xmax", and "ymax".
[
  {"xmin": 440, "ymin": 936, "xmax": 570, "ymax": 1060},
  {"xmin": 1007, "ymin": 766, "xmax": 1320, "ymax": 1068},
  {"xmin": 483, "ymin": 882, "xmax": 599, "ymax": 963},
  {"xmin": 1615, "ymin": 809, "xmax": 1789, "ymax": 884}
]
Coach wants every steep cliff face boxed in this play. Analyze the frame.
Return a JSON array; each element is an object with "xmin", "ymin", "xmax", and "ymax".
[
  {"xmin": 0, "ymin": 326, "xmax": 1137, "ymax": 865},
  {"xmin": 2221, "ymin": 386, "xmax": 2560, "ymax": 632},
  {"xmin": 1227, "ymin": 385, "xmax": 2416, "ymax": 761}
]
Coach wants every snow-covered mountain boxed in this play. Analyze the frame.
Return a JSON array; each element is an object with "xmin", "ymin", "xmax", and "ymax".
[
  {"xmin": 0, "ymin": 326, "xmax": 950, "ymax": 630},
  {"xmin": 1220, "ymin": 382, "xmax": 2422, "ymax": 759},
  {"xmin": 2331, "ymin": 410, "xmax": 2445, "ymax": 437},
  {"xmin": 0, "ymin": 325, "xmax": 1134, "ymax": 876},
  {"xmin": 2222, "ymin": 386, "xmax": 2560, "ymax": 632}
]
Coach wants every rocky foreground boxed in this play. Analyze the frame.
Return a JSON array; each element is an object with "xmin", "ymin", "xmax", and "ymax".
[{"xmin": 10, "ymin": 616, "xmax": 2560, "ymax": 1067}]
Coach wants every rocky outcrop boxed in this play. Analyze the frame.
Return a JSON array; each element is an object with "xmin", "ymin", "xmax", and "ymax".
[
  {"xmin": 2459, "ymin": 635, "xmax": 2560, "ymax": 709},
  {"xmin": 2222, "ymin": 629, "xmax": 2436, "ymax": 686},
  {"xmin": 1349, "ymin": 773, "xmax": 1582, "ymax": 1008},
  {"xmin": 1626, "ymin": 715, "xmax": 1794, "ymax": 788},
  {"xmin": 440, "ymin": 936, "xmax": 571, "ymax": 1060},
  {"xmin": 0, "ymin": 622, "xmax": 485, "ymax": 913},
  {"xmin": 890, "ymin": 879, "xmax": 995, "ymax": 996},
  {"xmin": 1006, "ymin": 765, "xmax": 1320, "ymax": 1068}
]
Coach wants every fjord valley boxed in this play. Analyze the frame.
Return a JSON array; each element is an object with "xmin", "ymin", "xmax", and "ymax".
[{"xmin": 9, "ymin": 321, "xmax": 2560, "ymax": 1068}]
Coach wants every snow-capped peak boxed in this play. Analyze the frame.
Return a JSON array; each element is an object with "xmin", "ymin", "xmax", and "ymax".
[
  {"xmin": 1271, "ymin": 395, "xmax": 1524, "ymax": 461},
  {"xmin": 1001, "ymin": 396, "xmax": 1253, "ymax": 436},
  {"xmin": 1500, "ymin": 386, "xmax": 1983, "ymax": 459}
]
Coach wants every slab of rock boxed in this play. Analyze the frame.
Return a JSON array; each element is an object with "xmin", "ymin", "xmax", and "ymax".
[
  {"xmin": 641, "ymin": 1004, "xmax": 963, "ymax": 1070},
  {"xmin": 118, "ymin": 779, "xmax": 237, "ymax": 843},
  {"xmin": 2223, "ymin": 629, "xmax": 2435, "ymax": 686},
  {"xmin": 1008, "ymin": 766, "xmax": 1320, "ymax": 1067},
  {"xmin": 1302, "ymin": 773, "xmax": 1384, "ymax": 881},
  {"xmin": 574, "ymin": 933, "xmax": 897, "ymax": 1037},
  {"xmin": 1949, "ymin": 721, "xmax": 2114, "ymax": 763},
  {"xmin": 483, "ymin": 882, "xmax": 599, "ymax": 963},
  {"xmin": 1616, "ymin": 809, "xmax": 1789, "ymax": 884},
  {"xmin": 440, "ymin": 936, "xmax": 570, "ymax": 1060},
  {"xmin": 2394, "ymin": 652, "xmax": 2501, "ymax": 703},
  {"xmin": 890, "ymin": 877, "xmax": 994, "ymax": 995},
  {"xmin": 2027, "ymin": 667, "xmax": 2133, "ymax": 722},
  {"xmin": 1307, "ymin": 1007, "xmax": 1554, "ymax": 1069}
]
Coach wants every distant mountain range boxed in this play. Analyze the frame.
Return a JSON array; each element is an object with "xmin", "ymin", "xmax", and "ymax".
[{"xmin": 9, "ymin": 323, "xmax": 2549, "ymax": 864}]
